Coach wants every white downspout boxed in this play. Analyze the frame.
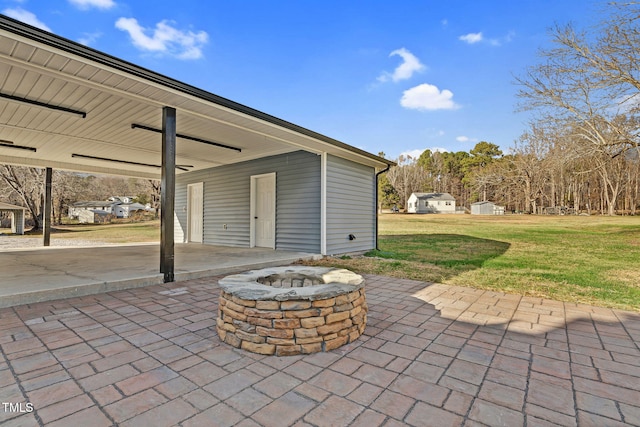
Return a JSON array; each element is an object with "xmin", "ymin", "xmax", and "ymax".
[{"xmin": 321, "ymin": 152, "xmax": 327, "ymax": 255}]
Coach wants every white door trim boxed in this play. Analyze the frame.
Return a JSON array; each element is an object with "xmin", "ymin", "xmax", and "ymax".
[
  {"xmin": 187, "ymin": 182, "xmax": 203, "ymax": 243},
  {"xmin": 250, "ymin": 173, "xmax": 276, "ymax": 248}
]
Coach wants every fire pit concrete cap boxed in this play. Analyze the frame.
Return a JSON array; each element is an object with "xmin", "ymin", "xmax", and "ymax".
[{"xmin": 218, "ymin": 266, "xmax": 364, "ymax": 302}]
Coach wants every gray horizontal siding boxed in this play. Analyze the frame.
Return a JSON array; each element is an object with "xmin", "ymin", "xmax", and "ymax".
[
  {"xmin": 326, "ymin": 154, "xmax": 376, "ymax": 255},
  {"xmin": 175, "ymin": 151, "xmax": 321, "ymax": 253}
]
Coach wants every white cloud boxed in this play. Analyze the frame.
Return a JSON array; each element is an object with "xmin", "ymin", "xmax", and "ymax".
[
  {"xmin": 378, "ymin": 48, "xmax": 426, "ymax": 83},
  {"xmin": 460, "ymin": 31, "xmax": 515, "ymax": 46},
  {"xmin": 78, "ymin": 32, "xmax": 102, "ymax": 46},
  {"xmin": 399, "ymin": 147, "xmax": 450, "ymax": 161},
  {"xmin": 490, "ymin": 31, "xmax": 516, "ymax": 46},
  {"xmin": 456, "ymin": 135, "xmax": 478, "ymax": 143},
  {"xmin": 616, "ymin": 94, "xmax": 640, "ymax": 113},
  {"xmin": 115, "ymin": 17, "xmax": 208, "ymax": 60},
  {"xmin": 3, "ymin": 8, "xmax": 51, "ymax": 32},
  {"xmin": 431, "ymin": 147, "xmax": 449, "ymax": 153},
  {"xmin": 459, "ymin": 32, "xmax": 483, "ymax": 44},
  {"xmin": 400, "ymin": 83, "xmax": 459, "ymax": 111},
  {"xmin": 68, "ymin": 0, "xmax": 115, "ymax": 10},
  {"xmin": 505, "ymin": 31, "xmax": 515, "ymax": 43},
  {"xmin": 399, "ymin": 149, "xmax": 427, "ymax": 160}
]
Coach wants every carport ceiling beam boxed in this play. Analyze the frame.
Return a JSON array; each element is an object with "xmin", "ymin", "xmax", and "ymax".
[
  {"xmin": 0, "ymin": 92, "xmax": 87, "ymax": 118},
  {"xmin": 131, "ymin": 123, "xmax": 241, "ymax": 152},
  {"xmin": 71, "ymin": 153, "xmax": 193, "ymax": 171},
  {"xmin": 0, "ymin": 141, "xmax": 37, "ymax": 152}
]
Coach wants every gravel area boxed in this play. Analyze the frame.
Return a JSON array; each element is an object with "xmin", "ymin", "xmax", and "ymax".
[{"xmin": 0, "ymin": 235, "xmax": 108, "ymax": 249}]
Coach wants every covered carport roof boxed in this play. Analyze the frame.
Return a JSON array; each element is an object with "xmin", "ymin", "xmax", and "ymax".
[
  {"xmin": 0, "ymin": 201, "xmax": 25, "ymax": 235},
  {"xmin": 0, "ymin": 15, "xmax": 392, "ymax": 180},
  {"xmin": 0, "ymin": 201, "xmax": 25, "ymax": 210}
]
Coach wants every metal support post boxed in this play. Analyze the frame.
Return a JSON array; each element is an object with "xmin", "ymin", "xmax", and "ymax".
[{"xmin": 160, "ymin": 107, "xmax": 176, "ymax": 282}]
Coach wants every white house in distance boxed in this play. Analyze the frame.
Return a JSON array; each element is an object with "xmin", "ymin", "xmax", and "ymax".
[
  {"xmin": 407, "ymin": 192, "xmax": 456, "ymax": 214},
  {"xmin": 69, "ymin": 196, "xmax": 152, "ymax": 223}
]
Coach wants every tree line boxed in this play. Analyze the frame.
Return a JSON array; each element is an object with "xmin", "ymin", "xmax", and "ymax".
[
  {"xmin": 380, "ymin": 2, "xmax": 640, "ymax": 215},
  {"xmin": 0, "ymin": 165, "xmax": 159, "ymax": 230}
]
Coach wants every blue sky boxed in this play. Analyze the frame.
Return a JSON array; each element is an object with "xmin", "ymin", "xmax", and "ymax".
[{"xmin": 1, "ymin": 0, "xmax": 603, "ymax": 160}]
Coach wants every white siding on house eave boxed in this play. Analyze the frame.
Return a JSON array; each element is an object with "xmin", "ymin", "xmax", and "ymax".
[
  {"xmin": 175, "ymin": 151, "xmax": 321, "ymax": 252},
  {"xmin": 326, "ymin": 154, "xmax": 375, "ymax": 255}
]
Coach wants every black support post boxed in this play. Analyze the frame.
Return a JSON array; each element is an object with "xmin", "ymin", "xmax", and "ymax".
[
  {"xmin": 160, "ymin": 106, "xmax": 176, "ymax": 282},
  {"xmin": 43, "ymin": 167, "xmax": 52, "ymax": 247}
]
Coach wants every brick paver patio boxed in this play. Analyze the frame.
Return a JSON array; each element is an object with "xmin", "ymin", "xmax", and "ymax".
[{"xmin": 1, "ymin": 274, "xmax": 639, "ymax": 426}]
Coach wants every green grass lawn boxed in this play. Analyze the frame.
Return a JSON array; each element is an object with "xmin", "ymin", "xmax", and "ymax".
[
  {"xmin": 9, "ymin": 215, "xmax": 640, "ymax": 311},
  {"xmin": 307, "ymin": 214, "xmax": 640, "ymax": 312}
]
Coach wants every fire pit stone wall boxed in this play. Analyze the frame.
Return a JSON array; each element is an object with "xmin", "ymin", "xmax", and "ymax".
[{"xmin": 217, "ymin": 267, "xmax": 367, "ymax": 356}]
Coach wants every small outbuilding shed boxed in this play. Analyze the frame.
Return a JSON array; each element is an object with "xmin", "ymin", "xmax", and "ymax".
[
  {"xmin": 0, "ymin": 202, "xmax": 26, "ymax": 234},
  {"xmin": 76, "ymin": 209, "xmax": 112, "ymax": 224},
  {"xmin": 471, "ymin": 201, "xmax": 505, "ymax": 215},
  {"xmin": 69, "ymin": 201, "xmax": 116, "ymax": 219}
]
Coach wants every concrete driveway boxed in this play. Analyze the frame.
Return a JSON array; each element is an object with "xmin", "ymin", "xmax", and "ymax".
[{"xmin": 1, "ymin": 274, "xmax": 639, "ymax": 426}]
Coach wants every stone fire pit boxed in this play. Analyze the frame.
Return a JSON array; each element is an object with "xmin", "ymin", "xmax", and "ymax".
[{"xmin": 216, "ymin": 266, "xmax": 367, "ymax": 356}]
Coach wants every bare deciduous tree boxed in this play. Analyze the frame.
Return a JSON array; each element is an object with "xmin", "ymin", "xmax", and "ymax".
[
  {"xmin": 0, "ymin": 165, "xmax": 44, "ymax": 229},
  {"xmin": 386, "ymin": 155, "xmax": 426, "ymax": 210},
  {"xmin": 516, "ymin": 2, "xmax": 640, "ymax": 214}
]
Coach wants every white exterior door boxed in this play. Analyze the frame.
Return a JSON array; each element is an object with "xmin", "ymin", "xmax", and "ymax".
[
  {"xmin": 187, "ymin": 182, "xmax": 203, "ymax": 243},
  {"xmin": 251, "ymin": 173, "xmax": 276, "ymax": 248}
]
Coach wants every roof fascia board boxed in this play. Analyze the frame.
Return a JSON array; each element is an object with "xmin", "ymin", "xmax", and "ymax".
[{"xmin": 0, "ymin": 202, "xmax": 26, "ymax": 210}]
